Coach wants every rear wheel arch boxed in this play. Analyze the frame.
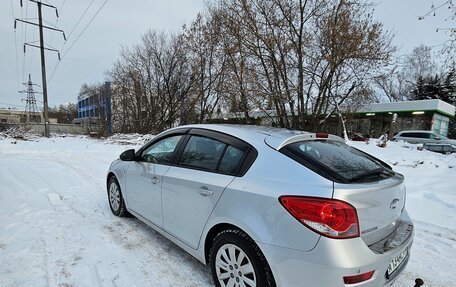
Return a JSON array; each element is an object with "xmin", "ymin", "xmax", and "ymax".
[
  {"xmin": 207, "ymin": 225, "xmax": 276, "ymax": 287},
  {"xmin": 204, "ymin": 223, "xmax": 262, "ymax": 264},
  {"xmin": 205, "ymin": 223, "xmax": 237, "ymax": 264}
]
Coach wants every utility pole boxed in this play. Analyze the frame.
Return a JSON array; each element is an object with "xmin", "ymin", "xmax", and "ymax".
[
  {"xmin": 14, "ymin": 0, "xmax": 65, "ymax": 137},
  {"xmin": 37, "ymin": 1, "xmax": 49, "ymax": 137}
]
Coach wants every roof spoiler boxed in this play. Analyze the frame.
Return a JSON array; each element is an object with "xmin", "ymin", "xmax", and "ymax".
[{"xmin": 276, "ymin": 133, "xmax": 344, "ymax": 150}]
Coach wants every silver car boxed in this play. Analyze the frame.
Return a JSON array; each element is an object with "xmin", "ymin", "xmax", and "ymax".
[
  {"xmin": 107, "ymin": 124, "xmax": 414, "ymax": 287},
  {"xmin": 393, "ymin": 130, "xmax": 456, "ymax": 153},
  {"xmin": 393, "ymin": 130, "xmax": 455, "ymax": 145}
]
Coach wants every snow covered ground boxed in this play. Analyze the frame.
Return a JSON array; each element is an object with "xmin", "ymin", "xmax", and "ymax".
[{"xmin": 0, "ymin": 133, "xmax": 455, "ymax": 287}]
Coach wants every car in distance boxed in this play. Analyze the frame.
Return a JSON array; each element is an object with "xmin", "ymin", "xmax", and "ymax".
[
  {"xmin": 107, "ymin": 124, "xmax": 414, "ymax": 287},
  {"xmin": 393, "ymin": 130, "xmax": 456, "ymax": 153}
]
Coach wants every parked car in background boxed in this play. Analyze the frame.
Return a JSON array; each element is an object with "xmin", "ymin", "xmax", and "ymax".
[
  {"xmin": 393, "ymin": 130, "xmax": 456, "ymax": 153},
  {"xmin": 107, "ymin": 124, "xmax": 414, "ymax": 287}
]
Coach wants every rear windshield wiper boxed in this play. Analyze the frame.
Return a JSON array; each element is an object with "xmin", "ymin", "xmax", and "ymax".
[{"xmin": 349, "ymin": 168, "xmax": 393, "ymax": 183}]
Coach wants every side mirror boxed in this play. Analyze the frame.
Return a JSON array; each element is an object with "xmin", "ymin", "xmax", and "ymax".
[
  {"xmin": 435, "ymin": 136, "xmax": 441, "ymax": 140},
  {"xmin": 120, "ymin": 149, "xmax": 136, "ymax": 161}
]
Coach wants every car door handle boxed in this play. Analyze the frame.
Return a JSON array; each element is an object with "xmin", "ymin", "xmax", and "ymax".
[
  {"xmin": 152, "ymin": 176, "xmax": 160, "ymax": 184},
  {"xmin": 197, "ymin": 187, "xmax": 213, "ymax": 196}
]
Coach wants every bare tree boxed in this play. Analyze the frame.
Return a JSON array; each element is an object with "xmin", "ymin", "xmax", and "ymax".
[
  {"xmin": 183, "ymin": 14, "xmax": 226, "ymax": 124},
  {"xmin": 418, "ymin": 1, "xmax": 455, "ymax": 67},
  {"xmin": 108, "ymin": 31, "xmax": 194, "ymax": 133},
  {"xmin": 209, "ymin": 0, "xmax": 394, "ymax": 130}
]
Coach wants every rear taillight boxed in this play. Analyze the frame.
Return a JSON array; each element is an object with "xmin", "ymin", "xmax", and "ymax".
[
  {"xmin": 343, "ymin": 270, "xmax": 375, "ymax": 284},
  {"xmin": 279, "ymin": 196, "xmax": 359, "ymax": 239}
]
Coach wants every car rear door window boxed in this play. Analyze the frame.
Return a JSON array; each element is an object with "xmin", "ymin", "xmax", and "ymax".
[
  {"xmin": 281, "ymin": 140, "xmax": 394, "ymax": 183},
  {"xmin": 178, "ymin": 136, "xmax": 226, "ymax": 171}
]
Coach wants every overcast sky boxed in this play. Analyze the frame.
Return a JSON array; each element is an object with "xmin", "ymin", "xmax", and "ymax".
[{"xmin": 0, "ymin": 0, "xmax": 451, "ymax": 110}]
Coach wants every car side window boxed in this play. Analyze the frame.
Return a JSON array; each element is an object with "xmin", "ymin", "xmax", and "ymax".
[
  {"xmin": 178, "ymin": 136, "xmax": 226, "ymax": 171},
  {"xmin": 418, "ymin": 133, "xmax": 430, "ymax": 138},
  {"xmin": 218, "ymin": 145, "xmax": 245, "ymax": 175},
  {"xmin": 141, "ymin": 135, "xmax": 182, "ymax": 164},
  {"xmin": 403, "ymin": 132, "xmax": 420, "ymax": 138},
  {"xmin": 420, "ymin": 133, "xmax": 431, "ymax": 138}
]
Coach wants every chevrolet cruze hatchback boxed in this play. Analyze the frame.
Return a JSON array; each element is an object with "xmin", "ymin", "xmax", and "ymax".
[{"xmin": 107, "ymin": 124, "xmax": 414, "ymax": 287}]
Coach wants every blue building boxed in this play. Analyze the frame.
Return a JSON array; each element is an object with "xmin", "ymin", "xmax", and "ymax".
[{"xmin": 75, "ymin": 81, "xmax": 112, "ymax": 134}]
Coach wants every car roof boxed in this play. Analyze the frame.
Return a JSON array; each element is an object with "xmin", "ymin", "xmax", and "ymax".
[
  {"xmin": 397, "ymin": 130, "xmax": 434, "ymax": 134},
  {"xmin": 174, "ymin": 124, "xmax": 307, "ymax": 144},
  {"xmin": 166, "ymin": 124, "xmax": 343, "ymax": 150}
]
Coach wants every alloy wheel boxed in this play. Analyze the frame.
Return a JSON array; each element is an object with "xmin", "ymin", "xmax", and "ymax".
[
  {"xmin": 109, "ymin": 182, "xmax": 120, "ymax": 212},
  {"xmin": 215, "ymin": 243, "xmax": 257, "ymax": 287}
]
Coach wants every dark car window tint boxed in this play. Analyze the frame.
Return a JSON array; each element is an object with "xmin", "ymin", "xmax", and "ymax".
[
  {"xmin": 283, "ymin": 141, "xmax": 393, "ymax": 183},
  {"xmin": 218, "ymin": 145, "xmax": 245, "ymax": 174},
  {"xmin": 414, "ymin": 133, "xmax": 427, "ymax": 138},
  {"xmin": 402, "ymin": 132, "xmax": 420, "ymax": 138},
  {"xmin": 141, "ymin": 135, "xmax": 182, "ymax": 164},
  {"xmin": 179, "ymin": 136, "xmax": 226, "ymax": 171}
]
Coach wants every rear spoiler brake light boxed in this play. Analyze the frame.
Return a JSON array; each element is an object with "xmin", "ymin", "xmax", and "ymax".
[
  {"xmin": 316, "ymin": 132, "xmax": 329, "ymax": 138},
  {"xmin": 277, "ymin": 133, "xmax": 344, "ymax": 150}
]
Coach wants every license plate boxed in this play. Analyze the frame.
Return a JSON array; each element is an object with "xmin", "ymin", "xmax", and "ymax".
[{"xmin": 386, "ymin": 247, "xmax": 409, "ymax": 278}]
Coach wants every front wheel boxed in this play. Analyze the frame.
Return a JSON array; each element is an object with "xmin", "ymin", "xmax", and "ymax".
[
  {"xmin": 107, "ymin": 176, "xmax": 129, "ymax": 217},
  {"xmin": 209, "ymin": 229, "xmax": 275, "ymax": 287}
]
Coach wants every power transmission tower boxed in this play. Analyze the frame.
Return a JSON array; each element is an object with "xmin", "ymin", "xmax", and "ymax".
[
  {"xmin": 14, "ymin": 0, "xmax": 66, "ymax": 137},
  {"xmin": 19, "ymin": 74, "xmax": 41, "ymax": 123}
]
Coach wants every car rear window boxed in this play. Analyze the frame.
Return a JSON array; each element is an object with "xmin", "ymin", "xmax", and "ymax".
[{"xmin": 280, "ymin": 140, "xmax": 394, "ymax": 183}]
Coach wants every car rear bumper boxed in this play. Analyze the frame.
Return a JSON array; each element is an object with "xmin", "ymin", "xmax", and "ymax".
[{"xmin": 258, "ymin": 210, "xmax": 414, "ymax": 287}]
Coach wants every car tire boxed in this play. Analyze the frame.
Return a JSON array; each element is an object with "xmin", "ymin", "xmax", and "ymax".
[
  {"xmin": 107, "ymin": 176, "xmax": 129, "ymax": 217},
  {"xmin": 209, "ymin": 229, "xmax": 275, "ymax": 287}
]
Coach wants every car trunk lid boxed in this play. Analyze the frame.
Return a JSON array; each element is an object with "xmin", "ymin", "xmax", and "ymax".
[{"xmin": 332, "ymin": 173, "xmax": 406, "ymax": 246}]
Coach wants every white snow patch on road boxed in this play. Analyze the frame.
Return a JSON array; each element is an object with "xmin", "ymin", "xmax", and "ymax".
[
  {"xmin": 47, "ymin": 193, "xmax": 64, "ymax": 207},
  {"xmin": 0, "ymin": 135, "xmax": 211, "ymax": 287},
  {"xmin": 0, "ymin": 134, "xmax": 454, "ymax": 287}
]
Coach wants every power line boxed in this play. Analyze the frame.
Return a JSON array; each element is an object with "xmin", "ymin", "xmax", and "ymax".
[
  {"xmin": 20, "ymin": 1, "xmax": 26, "ymax": 83},
  {"xmin": 62, "ymin": 0, "xmax": 109, "ymax": 58},
  {"xmin": 67, "ymin": 0, "xmax": 96, "ymax": 40},
  {"xmin": 10, "ymin": 0, "xmax": 20, "ymax": 92},
  {"xmin": 50, "ymin": 0, "xmax": 96, "ymax": 63},
  {"xmin": 29, "ymin": 8, "xmax": 37, "ymax": 75},
  {"xmin": 49, "ymin": 0, "xmax": 67, "ymax": 45},
  {"xmin": 48, "ymin": 0, "xmax": 96, "ymax": 82},
  {"xmin": 24, "ymin": 0, "xmax": 28, "ymax": 50},
  {"xmin": 48, "ymin": 0, "xmax": 110, "ymax": 84}
]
